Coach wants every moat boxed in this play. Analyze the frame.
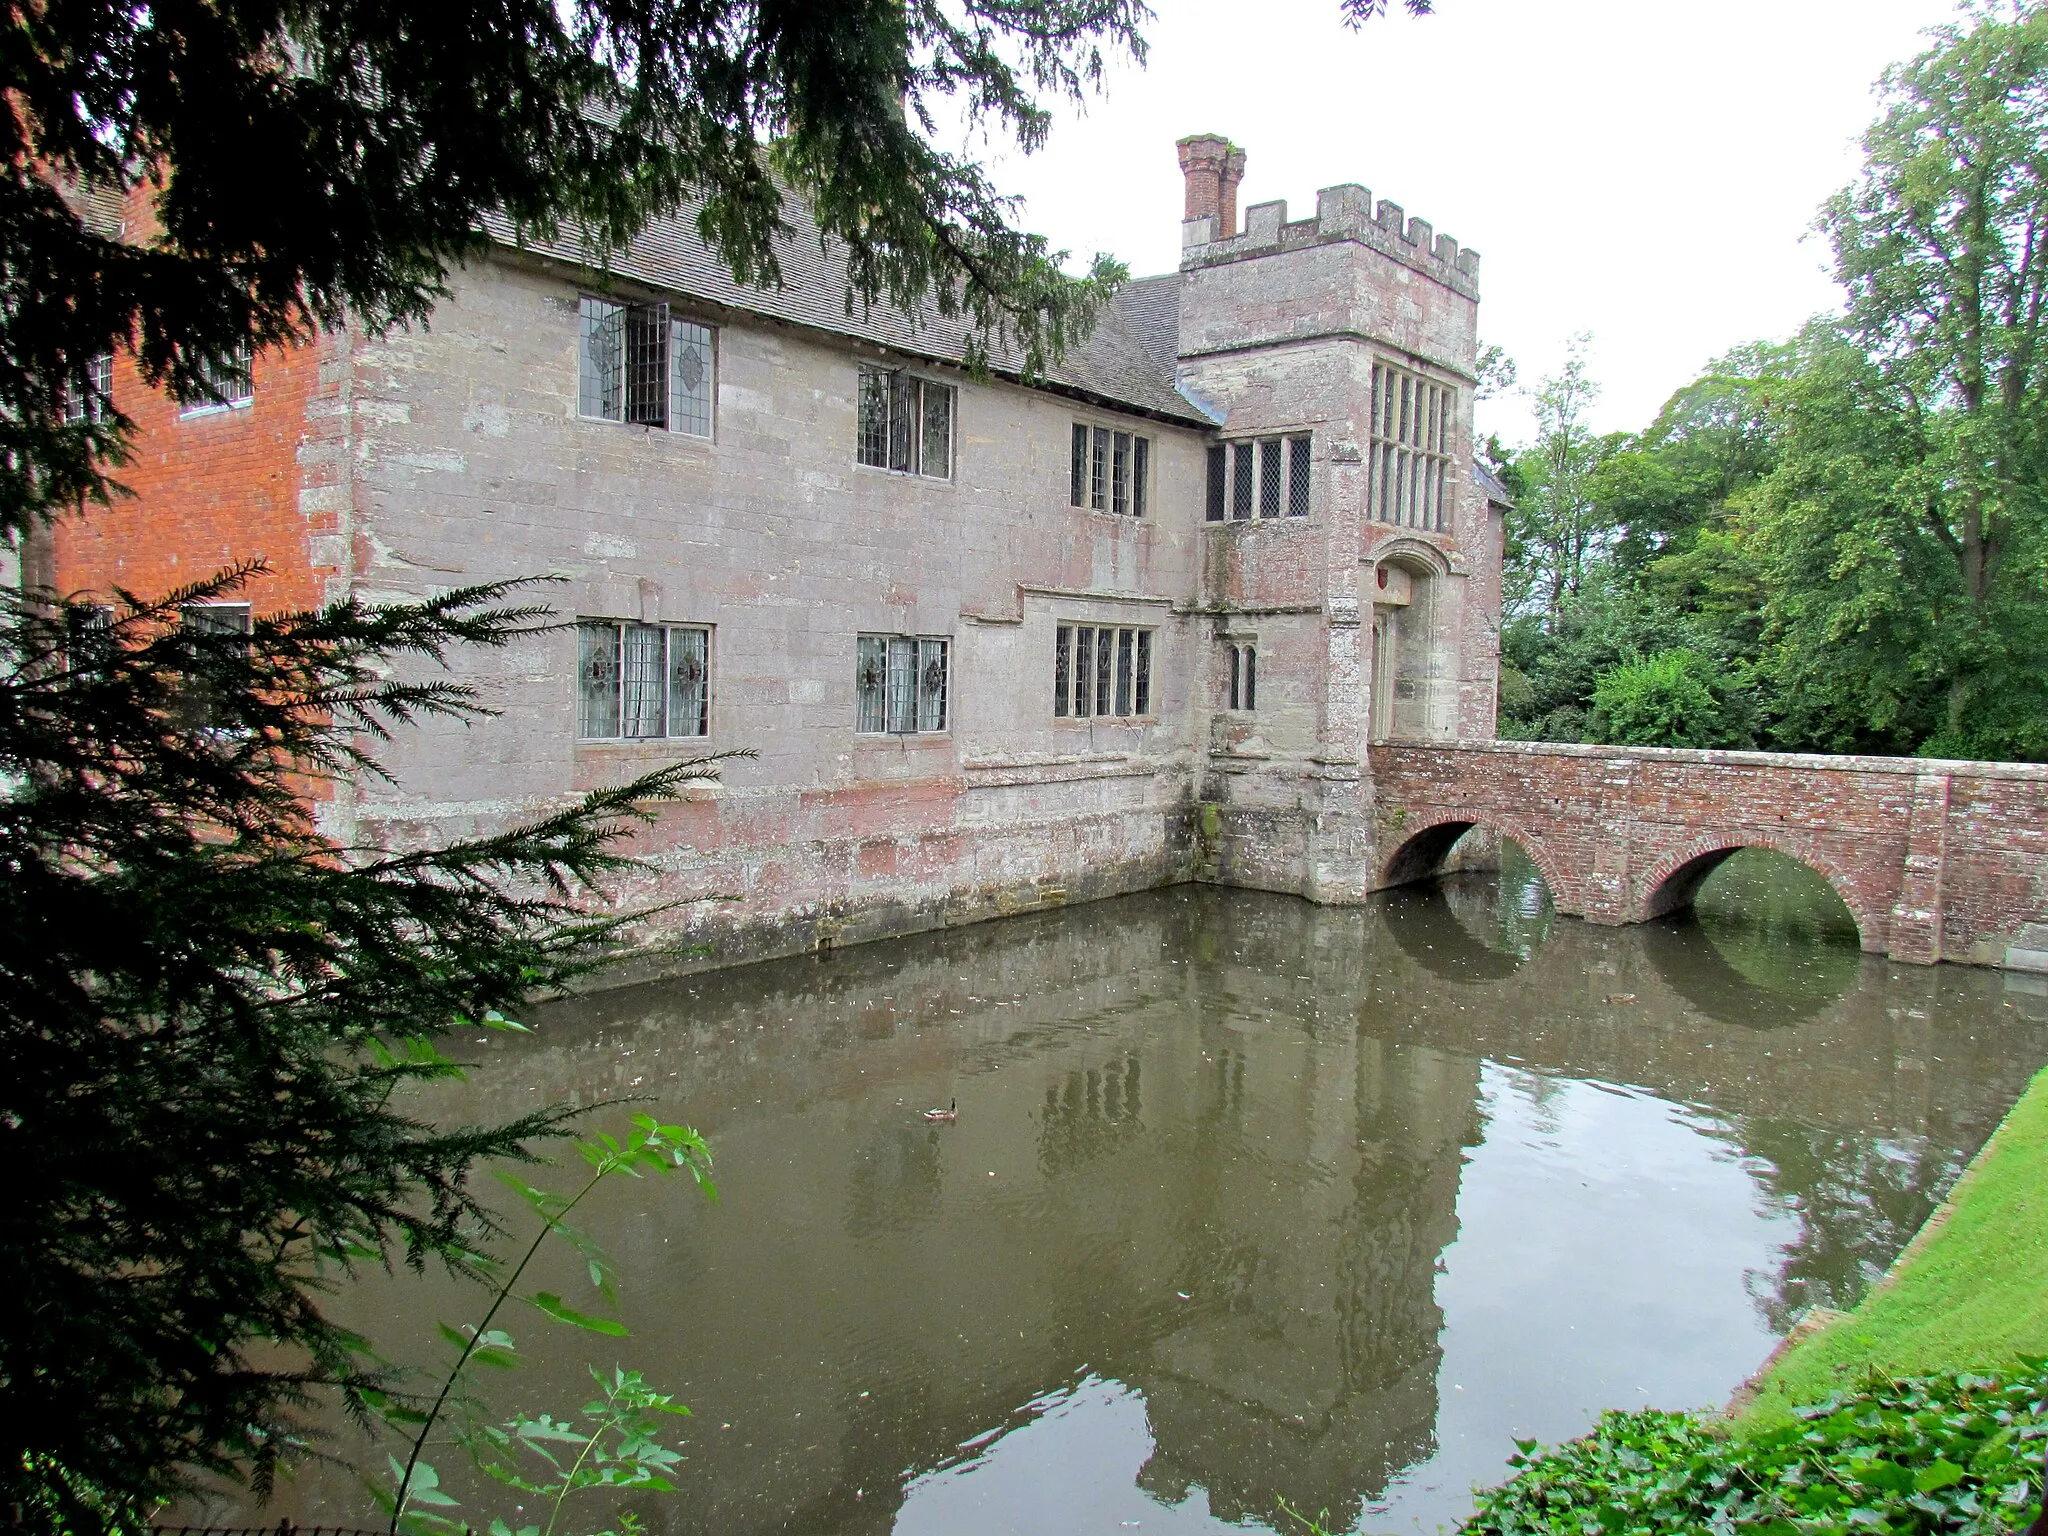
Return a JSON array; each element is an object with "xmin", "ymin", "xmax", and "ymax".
[{"xmin": 298, "ymin": 853, "xmax": 2048, "ymax": 1536}]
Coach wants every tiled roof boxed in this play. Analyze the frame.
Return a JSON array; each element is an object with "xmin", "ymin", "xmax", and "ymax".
[
  {"xmin": 1473, "ymin": 459, "xmax": 1515, "ymax": 508},
  {"xmin": 483, "ymin": 200, "xmax": 1206, "ymax": 425}
]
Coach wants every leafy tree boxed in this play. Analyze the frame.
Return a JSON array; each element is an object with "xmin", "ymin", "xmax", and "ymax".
[
  {"xmin": 1498, "ymin": 576, "xmax": 1735, "ymax": 742},
  {"xmin": 1596, "ymin": 341, "xmax": 1793, "ymax": 585},
  {"xmin": 1806, "ymin": 1, "xmax": 2048, "ymax": 753},
  {"xmin": 1738, "ymin": 325, "xmax": 1980, "ymax": 755},
  {"xmin": 1504, "ymin": 338, "xmax": 1622, "ymax": 623}
]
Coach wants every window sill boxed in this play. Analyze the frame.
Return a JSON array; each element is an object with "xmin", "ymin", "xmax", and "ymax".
[
  {"xmin": 853, "ymin": 461, "xmax": 953, "ymax": 485},
  {"xmin": 1205, "ymin": 515, "xmax": 1314, "ymax": 528},
  {"xmin": 1053, "ymin": 715, "xmax": 1158, "ymax": 726},
  {"xmin": 572, "ymin": 414, "xmax": 715, "ymax": 444},
  {"xmin": 179, "ymin": 400, "xmax": 255, "ymax": 419}
]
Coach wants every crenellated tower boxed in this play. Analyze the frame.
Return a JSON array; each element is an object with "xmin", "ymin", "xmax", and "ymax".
[{"xmin": 1174, "ymin": 134, "xmax": 1504, "ymax": 903}]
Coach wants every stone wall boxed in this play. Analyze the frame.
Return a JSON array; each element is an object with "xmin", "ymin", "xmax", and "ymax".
[{"xmin": 333, "ymin": 255, "xmax": 1215, "ymax": 973}]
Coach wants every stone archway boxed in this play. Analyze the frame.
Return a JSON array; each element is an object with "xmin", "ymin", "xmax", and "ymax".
[
  {"xmin": 1377, "ymin": 816, "xmax": 1570, "ymax": 906},
  {"xmin": 1635, "ymin": 834, "xmax": 1877, "ymax": 951}
]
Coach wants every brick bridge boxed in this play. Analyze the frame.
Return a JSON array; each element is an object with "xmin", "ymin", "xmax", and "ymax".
[{"xmin": 1367, "ymin": 741, "xmax": 2048, "ymax": 969}]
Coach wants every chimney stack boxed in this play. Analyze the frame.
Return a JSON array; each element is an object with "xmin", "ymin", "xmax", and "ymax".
[{"xmin": 1177, "ymin": 134, "xmax": 1246, "ymax": 240}]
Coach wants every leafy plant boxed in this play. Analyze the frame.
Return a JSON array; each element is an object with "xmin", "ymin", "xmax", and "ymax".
[
  {"xmin": 1274, "ymin": 1495, "xmax": 1339, "ymax": 1534},
  {"xmin": 374, "ymin": 1116, "xmax": 715, "ymax": 1536},
  {"xmin": 1463, "ymin": 1363, "xmax": 2048, "ymax": 1536},
  {"xmin": 467, "ymin": 1369, "xmax": 690, "ymax": 1536}
]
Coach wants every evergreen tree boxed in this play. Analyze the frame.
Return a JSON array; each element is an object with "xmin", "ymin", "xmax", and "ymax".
[{"xmin": 0, "ymin": 569, "xmax": 732, "ymax": 1531}]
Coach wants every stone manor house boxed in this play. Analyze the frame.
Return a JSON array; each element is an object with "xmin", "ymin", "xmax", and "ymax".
[{"xmin": 50, "ymin": 135, "xmax": 1515, "ymax": 973}]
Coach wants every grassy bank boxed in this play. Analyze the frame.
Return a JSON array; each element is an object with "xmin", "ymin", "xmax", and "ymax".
[{"xmin": 1737, "ymin": 1062, "xmax": 2048, "ymax": 1429}]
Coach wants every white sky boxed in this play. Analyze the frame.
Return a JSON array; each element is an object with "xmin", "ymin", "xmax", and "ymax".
[{"xmin": 963, "ymin": 0, "xmax": 1968, "ymax": 444}]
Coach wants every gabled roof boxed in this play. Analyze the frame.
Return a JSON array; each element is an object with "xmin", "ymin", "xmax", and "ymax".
[
  {"xmin": 483, "ymin": 202, "xmax": 1205, "ymax": 426},
  {"xmin": 1473, "ymin": 459, "xmax": 1515, "ymax": 508}
]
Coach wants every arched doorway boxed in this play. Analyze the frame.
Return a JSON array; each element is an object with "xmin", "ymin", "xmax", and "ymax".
[{"xmin": 1369, "ymin": 548, "xmax": 1450, "ymax": 741}]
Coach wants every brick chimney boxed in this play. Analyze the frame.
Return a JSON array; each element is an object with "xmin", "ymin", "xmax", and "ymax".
[{"xmin": 1177, "ymin": 134, "xmax": 1246, "ymax": 239}]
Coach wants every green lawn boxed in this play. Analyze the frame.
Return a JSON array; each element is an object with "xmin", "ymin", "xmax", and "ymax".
[{"xmin": 1737, "ymin": 1062, "xmax": 2048, "ymax": 1429}]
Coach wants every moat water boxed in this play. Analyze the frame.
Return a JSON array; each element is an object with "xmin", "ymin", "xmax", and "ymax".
[{"xmin": 281, "ymin": 852, "xmax": 2048, "ymax": 1536}]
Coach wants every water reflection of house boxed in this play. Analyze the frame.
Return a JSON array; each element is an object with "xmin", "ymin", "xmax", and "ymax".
[
  {"xmin": 177, "ymin": 885, "xmax": 2027, "ymax": 1536},
  {"xmin": 291, "ymin": 887, "xmax": 2037, "ymax": 1536}
]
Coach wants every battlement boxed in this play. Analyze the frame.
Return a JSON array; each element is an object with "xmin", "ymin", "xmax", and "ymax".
[{"xmin": 1181, "ymin": 179, "xmax": 1480, "ymax": 297}]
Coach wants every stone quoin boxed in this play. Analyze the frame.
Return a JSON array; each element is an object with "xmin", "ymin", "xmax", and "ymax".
[{"xmin": 41, "ymin": 139, "xmax": 2048, "ymax": 979}]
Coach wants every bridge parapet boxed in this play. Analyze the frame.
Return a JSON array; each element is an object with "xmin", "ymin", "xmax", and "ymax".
[{"xmin": 1367, "ymin": 740, "xmax": 2048, "ymax": 970}]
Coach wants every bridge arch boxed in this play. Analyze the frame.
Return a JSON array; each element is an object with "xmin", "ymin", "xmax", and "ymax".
[
  {"xmin": 1378, "ymin": 816, "xmax": 1572, "ymax": 907},
  {"xmin": 1636, "ymin": 834, "xmax": 1876, "ymax": 948}
]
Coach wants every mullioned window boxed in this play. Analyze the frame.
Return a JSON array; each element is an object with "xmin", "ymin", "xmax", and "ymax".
[
  {"xmin": 856, "ymin": 635, "xmax": 949, "ymax": 733},
  {"xmin": 857, "ymin": 367, "xmax": 953, "ymax": 478},
  {"xmin": 1205, "ymin": 434, "xmax": 1310, "ymax": 520},
  {"xmin": 578, "ymin": 296, "xmax": 715, "ymax": 437},
  {"xmin": 1055, "ymin": 625, "xmax": 1152, "ymax": 718},
  {"xmin": 1069, "ymin": 423, "xmax": 1149, "ymax": 516},
  {"xmin": 577, "ymin": 620, "xmax": 710, "ymax": 740},
  {"xmin": 1369, "ymin": 361, "xmax": 1455, "ymax": 530}
]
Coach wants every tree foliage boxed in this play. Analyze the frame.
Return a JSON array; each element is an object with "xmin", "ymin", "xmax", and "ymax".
[
  {"xmin": 0, "ymin": 572, "xmax": 728, "ymax": 1533},
  {"xmin": 1504, "ymin": 338, "xmax": 1620, "ymax": 624},
  {"xmin": 1589, "ymin": 648, "xmax": 1749, "ymax": 750},
  {"xmin": 1498, "ymin": 0, "xmax": 2048, "ymax": 762},
  {"xmin": 1, "ymin": 0, "xmax": 1148, "ymax": 540},
  {"xmin": 1813, "ymin": 0, "xmax": 2048, "ymax": 748}
]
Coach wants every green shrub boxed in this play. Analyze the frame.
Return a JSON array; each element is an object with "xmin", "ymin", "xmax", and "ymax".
[
  {"xmin": 1464, "ymin": 1364, "xmax": 2048, "ymax": 1536},
  {"xmin": 1590, "ymin": 647, "xmax": 1751, "ymax": 749}
]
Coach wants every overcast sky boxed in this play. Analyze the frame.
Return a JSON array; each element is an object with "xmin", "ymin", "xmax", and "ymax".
[{"xmin": 963, "ymin": 0, "xmax": 1968, "ymax": 444}]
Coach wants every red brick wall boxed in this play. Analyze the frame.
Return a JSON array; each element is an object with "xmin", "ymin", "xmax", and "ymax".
[
  {"xmin": 52, "ymin": 333, "xmax": 333, "ymax": 612},
  {"xmin": 1369, "ymin": 740, "xmax": 2048, "ymax": 967}
]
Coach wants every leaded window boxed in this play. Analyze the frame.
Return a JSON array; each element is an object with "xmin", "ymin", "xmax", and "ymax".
[
  {"xmin": 578, "ymin": 296, "xmax": 715, "ymax": 437},
  {"xmin": 1207, "ymin": 434, "xmax": 1311, "ymax": 520},
  {"xmin": 856, "ymin": 635, "xmax": 949, "ymax": 734},
  {"xmin": 1369, "ymin": 362, "xmax": 1455, "ymax": 529},
  {"xmin": 857, "ymin": 367, "xmax": 954, "ymax": 478},
  {"xmin": 577, "ymin": 621, "xmax": 710, "ymax": 740},
  {"xmin": 670, "ymin": 320, "xmax": 715, "ymax": 436},
  {"xmin": 1069, "ymin": 423, "xmax": 1149, "ymax": 516},
  {"xmin": 1053, "ymin": 625, "xmax": 1153, "ymax": 718},
  {"xmin": 178, "ymin": 603, "xmax": 252, "ymax": 728}
]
